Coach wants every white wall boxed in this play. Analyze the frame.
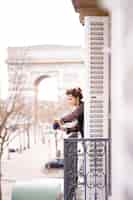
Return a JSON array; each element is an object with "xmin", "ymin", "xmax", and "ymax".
[{"xmin": 102, "ymin": 1, "xmax": 133, "ymax": 199}]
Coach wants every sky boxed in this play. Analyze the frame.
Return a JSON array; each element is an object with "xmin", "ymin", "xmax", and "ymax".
[{"xmin": 0, "ymin": 0, "xmax": 84, "ymax": 99}]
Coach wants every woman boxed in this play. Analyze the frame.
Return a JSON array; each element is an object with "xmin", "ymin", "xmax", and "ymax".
[
  {"xmin": 55, "ymin": 88, "xmax": 84, "ymax": 193},
  {"xmin": 52, "ymin": 88, "xmax": 84, "ymax": 192},
  {"xmin": 53, "ymin": 87, "xmax": 84, "ymax": 138}
]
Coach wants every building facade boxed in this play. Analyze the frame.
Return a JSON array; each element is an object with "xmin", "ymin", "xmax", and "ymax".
[{"xmin": 70, "ymin": 0, "xmax": 133, "ymax": 200}]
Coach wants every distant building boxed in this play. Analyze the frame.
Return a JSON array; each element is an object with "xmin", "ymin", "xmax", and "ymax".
[{"xmin": 7, "ymin": 45, "xmax": 85, "ymax": 102}]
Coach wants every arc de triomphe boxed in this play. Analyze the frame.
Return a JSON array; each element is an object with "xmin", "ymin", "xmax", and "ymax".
[{"xmin": 7, "ymin": 45, "xmax": 85, "ymax": 101}]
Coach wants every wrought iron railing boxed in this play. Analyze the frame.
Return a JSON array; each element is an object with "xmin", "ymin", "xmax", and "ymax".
[{"xmin": 64, "ymin": 138, "xmax": 111, "ymax": 200}]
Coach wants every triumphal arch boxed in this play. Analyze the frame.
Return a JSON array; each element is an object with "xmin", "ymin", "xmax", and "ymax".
[{"xmin": 7, "ymin": 45, "xmax": 85, "ymax": 101}]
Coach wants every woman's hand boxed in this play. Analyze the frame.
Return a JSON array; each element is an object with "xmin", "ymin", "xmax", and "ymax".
[{"xmin": 55, "ymin": 119, "xmax": 64, "ymax": 126}]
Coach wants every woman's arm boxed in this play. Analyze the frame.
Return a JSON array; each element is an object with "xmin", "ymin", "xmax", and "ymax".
[
  {"xmin": 65, "ymin": 125, "xmax": 79, "ymax": 134},
  {"xmin": 60, "ymin": 103, "xmax": 83, "ymax": 124}
]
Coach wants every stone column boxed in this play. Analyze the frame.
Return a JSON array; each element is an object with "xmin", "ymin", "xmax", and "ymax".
[
  {"xmin": 122, "ymin": 2, "xmax": 133, "ymax": 199},
  {"xmin": 111, "ymin": 7, "xmax": 125, "ymax": 200},
  {"xmin": 105, "ymin": 1, "xmax": 133, "ymax": 199}
]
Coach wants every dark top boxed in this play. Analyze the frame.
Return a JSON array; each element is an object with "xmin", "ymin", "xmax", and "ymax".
[{"xmin": 60, "ymin": 102, "xmax": 84, "ymax": 138}]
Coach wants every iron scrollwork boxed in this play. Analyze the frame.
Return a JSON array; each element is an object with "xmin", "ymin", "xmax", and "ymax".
[{"xmin": 64, "ymin": 138, "xmax": 110, "ymax": 200}]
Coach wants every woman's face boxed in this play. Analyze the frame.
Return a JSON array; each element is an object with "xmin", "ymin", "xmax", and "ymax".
[{"xmin": 67, "ymin": 94, "xmax": 77, "ymax": 106}]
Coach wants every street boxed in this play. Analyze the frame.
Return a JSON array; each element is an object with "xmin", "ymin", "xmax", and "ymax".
[{"xmin": 2, "ymin": 135, "xmax": 64, "ymax": 200}]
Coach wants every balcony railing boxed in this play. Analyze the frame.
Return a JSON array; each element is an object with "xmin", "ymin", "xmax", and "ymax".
[{"xmin": 64, "ymin": 138, "xmax": 111, "ymax": 200}]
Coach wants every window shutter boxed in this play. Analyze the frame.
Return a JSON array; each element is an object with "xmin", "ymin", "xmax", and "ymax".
[
  {"xmin": 84, "ymin": 16, "xmax": 110, "ymax": 200},
  {"xmin": 84, "ymin": 16, "xmax": 109, "ymax": 139}
]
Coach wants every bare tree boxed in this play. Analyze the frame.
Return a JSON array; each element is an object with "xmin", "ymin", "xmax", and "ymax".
[{"xmin": 0, "ymin": 65, "xmax": 25, "ymax": 200}]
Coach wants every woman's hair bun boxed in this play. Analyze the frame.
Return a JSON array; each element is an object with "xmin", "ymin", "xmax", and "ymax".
[
  {"xmin": 66, "ymin": 87, "xmax": 83, "ymax": 100},
  {"xmin": 76, "ymin": 87, "xmax": 81, "ymax": 93}
]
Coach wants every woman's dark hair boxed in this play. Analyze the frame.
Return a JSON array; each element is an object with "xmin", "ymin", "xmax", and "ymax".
[{"xmin": 66, "ymin": 87, "xmax": 83, "ymax": 101}]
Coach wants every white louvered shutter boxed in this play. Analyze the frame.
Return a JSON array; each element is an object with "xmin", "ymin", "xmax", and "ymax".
[
  {"xmin": 84, "ymin": 16, "xmax": 109, "ymax": 139},
  {"xmin": 84, "ymin": 16, "xmax": 110, "ymax": 200}
]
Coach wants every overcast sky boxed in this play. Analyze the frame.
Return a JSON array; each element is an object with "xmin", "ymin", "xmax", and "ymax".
[
  {"xmin": 0, "ymin": 0, "xmax": 84, "ymax": 98},
  {"xmin": 0, "ymin": 0, "xmax": 83, "ymax": 46}
]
